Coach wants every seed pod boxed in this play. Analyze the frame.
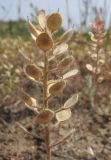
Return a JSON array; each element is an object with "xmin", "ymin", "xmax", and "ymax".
[
  {"xmin": 58, "ymin": 56, "xmax": 73, "ymax": 70},
  {"xmin": 30, "ymin": 34, "xmax": 37, "ymax": 45},
  {"xmin": 56, "ymin": 108, "xmax": 71, "ymax": 122},
  {"xmin": 37, "ymin": 61, "xmax": 44, "ymax": 68},
  {"xmin": 59, "ymin": 28, "xmax": 73, "ymax": 43},
  {"xmin": 25, "ymin": 64, "xmax": 42, "ymax": 81},
  {"xmin": 19, "ymin": 90, "xmax": 37, "ymax": 111},
  {"xmin": 90, "ymin": 54, "xmax": 97, "ymax": 61},
  {"xmin": 89, "ymin": 32, "xmax": 97, "ymax": 42},
  {"xmin": 48, "ymin": 80, "xmax": 56, "ymax": 85},
  {"xmin": 97, "ymin": 59, "xmax": 105, "ymax": 66},
  {"xmin": 36, "ymin": 109, "xmax": 54, "ymax": 124},
  {"xmin": 63, "ymin": 69, "xmax": 79, "ymax": 80},
  {"xmin": 86, "ymin": 64, "xmax": 93, "ymax": 72},
  {"xmin": 94, "ymin": 67, "xmax": 101, "ymax": 74},
  {"xmin": 53, "ymin": 43, "xmax": 68, "ymax": 56},
  {"xmin": 48, "ymin": 80, "xmax": 66, "ymax": 96},
  {"xmin": 37, "ymin": 10, "xmax": 46, "ymax": 30},
  {"xmin": 97, "ymin": 76, "xmax": 104, "ymax": 83},
  {"xmin": 64, "ymin": 93, "xmax": 78, "ymax": 108},
  {"xmin": 47, "ymin": 12, "xmax": 62, "ymax": 32},
  {"xmin": 36, "ymin": 33, "xmax": 53, "ymax": 51},
  {"xmin": 28, "ymin": 20, "xmax": 41, "ymax": 37}
]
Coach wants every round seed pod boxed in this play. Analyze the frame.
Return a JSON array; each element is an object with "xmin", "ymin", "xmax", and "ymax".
[
  {"xmin": 19, "ymin": 90, "xmax": 36, "ymax": 109},
  {"xmin": 48, "ymin": 80, "xmax": 66, "ymax": 96},
  {"xmin": 56, "ymin": 108, "xmax": 71, "ymax": 122},
  {"xmin": 47, "ymin": 12, "xmax": 62, "ymax": 32},
  {"xmin": 25, "ymin": 64, "xmax": 42, "ymax": 81},
  {"xmin": 63, "ymin": 69, "xmax": 79, "ymax": 80},
  {"xmin": 64, "ymin": 93, "xmax": 78, "ymax": 108},
  {"xmin": 36, "ymin": 109, "xmax": 54, "ymax": 124},
  {"xmin": 36, "ymin": 33, "xmax": 53, "ymax": 51},
  {"xmin": 58, "ymin": 56, "xmax": 73, "ymax": 70}
]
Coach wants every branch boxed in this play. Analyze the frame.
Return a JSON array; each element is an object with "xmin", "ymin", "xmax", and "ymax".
[
  {"xmin": 16, "ymin": 122, "xmax": 39, "ymax": 139},
  {"xmin": 50, "ymin": 129, "xmax": 75, "ymax": 148},
  {"xmin": 55, "ymin": 106, "xmax": 71, "ymax": 113}
]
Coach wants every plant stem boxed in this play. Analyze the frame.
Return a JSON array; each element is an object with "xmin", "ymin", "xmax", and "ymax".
[
  {"xmin": 45, "ymin": 125, "xmax": 51, "ymax": 160},
  {"xmin": 90, "ymin": 43, "xmax": 99, "ymax": 109},
  {"xmin": 44, "ymin": 53, "xmax": 48, "ymax": 109},
  {"xmin": 43, "ymin": 52, "xmax": 51, "ymax": 160}
]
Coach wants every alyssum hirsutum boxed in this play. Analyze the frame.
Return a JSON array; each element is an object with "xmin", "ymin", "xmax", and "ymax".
[{"xmin": 19, "ymin": 10, "xmax": 79, "ymax": 160}]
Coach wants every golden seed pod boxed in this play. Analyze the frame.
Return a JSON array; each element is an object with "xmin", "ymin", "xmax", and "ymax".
[
  {"xmin": 58, "ymin": 56, "xmax": 73, "ymax": 70},
  {"xmin": 53, "ymin": 43, "xmax": 68, "ymax": 56},
  {"xmin": 36, "ymin": 109, "xmax": 54, "ymax": 124},
  {"xmin": 59, "ymin": 28, "xmax": 73, "ymax": 44},
  {"xmin": 86, "ymin": 64, "xmax": 93, "ymax": 72},
  {"xmin": 56, "ymin": 108, "xmax": 71, "ymax": 122},
  {"xmin": 36, "ymin": 33, "xmax": 53, "ymax": 51},
  {"xmin": 30, "ymin": 34, "xmax": 37, "ymax": 45},
  {"xmin": 25, "ymin": 64, "xmax": 43, "ymax": 81},
  {"xmin": 64, "ymin": 93, "xmax": 78, "ymax": 108},
  {"xmin": 28, "ymin": 20, "xmax": 41, "ymax": 37},
  {"xmin": 63, "ymin": 69, "xmax": 79, "ymax": 80},
  {"xmin": 19, "ymin": 90, "xmax": 37, "ymax": 111},
  {"xmin": 94, "ymin": 67, "xmax": 101, "ymax": 74},
  {"xmin": 97, "ymin": 76, "xmax": 104, "ymax": 83},
  {"xmin": 89, "ymin": 32, "xmax": 97, "ymax": 42},
  {"xmin": 90, "ymin": 54, "xmax": 97, "ymax": 61},
  {"xmin": 97, "ymin": 59, "xmax": 105, "ymax": 66},
  {"xmin": 47, "ymin": 12, "xmax": 62, "ymax": 32},
  {"xmin": 37, "ymin": 61, "xmax": 44, "ymax": 68},
  {"xmin": 37, "ymin": 10, "xmax": 46, "ymax": 30},
  {"xmin": 48, "ymin": 80, "xmax": 66, "ymax": 96}
]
